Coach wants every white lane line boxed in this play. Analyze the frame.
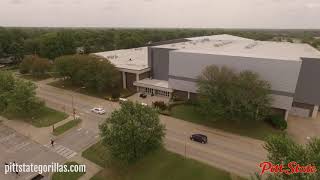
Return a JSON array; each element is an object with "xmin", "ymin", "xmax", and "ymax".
[{"xmin": 66, "ymin": 152, "xmax": 77, "ymax": 159}]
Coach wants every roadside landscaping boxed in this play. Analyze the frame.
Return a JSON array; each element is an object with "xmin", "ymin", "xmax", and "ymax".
[
  {"xmin": 48, "ymin": 79, "xmax": 135, "ymax": 100},
  {"xmin": 168, "ymin": 103, "xmax": 284, "ymax": 140},
  {"xmin": 83, "ymin": 142, "xmax": 239, "ymax": 180},
  {"xmin": 18, "ymin": 73, "xmax": 52, "ymax": 82},
  {"xmin": 53, "ymin": 119, "xmax": 81, "ymax": 136},
  {"xmin": 2, "ymin": 106, "xmax": 68, "ymax": 127},
  {"xmin": 51, "ymin": 162, "xmax": 86, "ymax": 180},
  {"xmin": 0, "ymin": 71, "xmax": 68, "ymax": 127}
]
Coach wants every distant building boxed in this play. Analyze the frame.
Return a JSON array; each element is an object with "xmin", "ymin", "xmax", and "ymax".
[
  {"xmin": 76, "ymin": 47, "xmax": 85, "ymax": 54},
  {"xmin": 93, "ymin": 34, "xmax": 320, "ymax": 120},
  {"xmin": 0, "ymin": 56, "xmax": 14, "ymax": 64}
]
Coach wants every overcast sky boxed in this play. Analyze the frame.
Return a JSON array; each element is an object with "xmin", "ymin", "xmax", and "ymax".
[{"xmin": 0, "ymin": 0, "xmax": 319, "ymax": 29}]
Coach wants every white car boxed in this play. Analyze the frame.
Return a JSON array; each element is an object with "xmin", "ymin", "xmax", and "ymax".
[
  {"xmin": 119, "ymin": 98, "xmax": 128, "ymax": 104},
  {"xmin": 91, "ymin": 107, "xmax": 106, "ymax": 115}
]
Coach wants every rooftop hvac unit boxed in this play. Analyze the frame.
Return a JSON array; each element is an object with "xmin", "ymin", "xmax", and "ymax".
[
  {"xmin": 201, "ymin": 38, "xmax": 210, "ymax": 43},
  {"xmin": 245, "ymin": 42, "xmax": 258, "ymax": 49}
]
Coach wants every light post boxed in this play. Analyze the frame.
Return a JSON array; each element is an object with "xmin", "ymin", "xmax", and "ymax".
[
  {"xmin": 71, "ymin": 86, "xmax": 86, "ymax": 120},
  {"xmin": 184, "ymin": 132, "xmax": 187, "ymax": 159}
]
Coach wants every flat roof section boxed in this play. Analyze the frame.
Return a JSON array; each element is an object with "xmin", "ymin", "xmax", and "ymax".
[
  {"xmin": 93, "ymin": 47, "xmax": 149, "ymax": 71},
  {"xmin": 155, "ymin": 34, "xmax": 320, "ymax": 61},
  {"xmin": 133, "ymin": 78, "xmax": 173, "ymax": 92},
  {"xmin": 185, "ymin": 34, "xmax": 253, "ymax": 41}
]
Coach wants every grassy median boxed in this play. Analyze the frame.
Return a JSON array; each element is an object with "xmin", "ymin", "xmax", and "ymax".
[
  {"xmin": 2, "ymin": 106, "xmax": 68, "ymax": 127},
  {"xmin": 83, "ymin": 142, "xmax": 238, "ymax": 180},
  {"xmin": 53, "ymin": 119, "xmax": 81, "ymax": 136},
  {"xmin": 51, "ymin": 162, "xmax": 85, "ymax": 180},
  {"xmin": 170, "ymin": 104, "xmax": 283, "ymax": 140}
]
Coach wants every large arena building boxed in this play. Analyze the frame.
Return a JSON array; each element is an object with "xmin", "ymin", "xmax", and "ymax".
[{"xmin": 93, "ymin": 34, "xmax": 320, "ymax": 120}]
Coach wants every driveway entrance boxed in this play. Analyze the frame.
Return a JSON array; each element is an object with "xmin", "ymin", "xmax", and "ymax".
[{"xmin": 287, "ymin": 114, "xmax": 320, "ymax": 144}]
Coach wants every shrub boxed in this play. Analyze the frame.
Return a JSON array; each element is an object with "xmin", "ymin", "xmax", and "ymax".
[
  {"xmin": 265, "ymin": 115, "xmax": 287, "ymax": 130},
  {"xmin": 19, "ymin": 57, "xmax": 33, "ymax": 74},
  {"xmin": 153, "ymin": 101, "xmax": 167, "ymax": 111},
  {"xmin": 19, "ymin": 55, "xmax": 51, "ymax": 76},
  {"xmin": 111, "ymin": 90, "xmax": 121, "ymax": 99}
]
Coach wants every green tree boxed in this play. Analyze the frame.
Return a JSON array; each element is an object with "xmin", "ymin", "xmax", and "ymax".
[
  {"xmin": 197, "ymin": 65, "xmax": 271, "ymax": 121},
  {"xmin": 257, "ymin": 135, "xmax": 320, "ymax": 180},
  {"xmin": 8, "ymin": 42, "xmax": 24, "ymax": 63},
  {"xmin": 99, "ymin": 101, "xmax": 165, "ymax": 163},
  {"xmin": 0, "ymin": 71, "xmax": 15, "ymax": 111},
  {"xmin": 5, "ymin": 79, "xmax": 42, "ymax": 116},
  {"xmin": 30, "ymin": 56, "xmax": 52, "ymax": 77},
  {"xmin": 19, "ymin": 56, "xmax": 34, "ymax": 74},
  {"xmin": 0, "ymin": 72, "xmax": 43, "ymax": 117},
  {"xmin": 54, "ymin": 55, "xmax": 120, "ymax": 92},
  {"xmin": 20, "ymin": 55, "xmax": 52, "ymax": 76}
]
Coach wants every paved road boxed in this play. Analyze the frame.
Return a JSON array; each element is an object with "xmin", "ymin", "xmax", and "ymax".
[
  {"xmin": 0, "ymin": 124, "xmax": 65, "ymax": 180},
  {"xmin": 36, "ymin": 80, "xmax": 267, "ymax": 178}
]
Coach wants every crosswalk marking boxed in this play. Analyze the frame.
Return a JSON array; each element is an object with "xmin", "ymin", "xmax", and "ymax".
[
  {"xmin": 7, "ymin": 142, "xmax": 31, "ymax": 152},
  {"xmin": 0, "ymin": 133, "xmax": 16, "ymax": 143},
  {"xmin": 44, "ymin": 144, "xmax": 77, "ymax": 159}
]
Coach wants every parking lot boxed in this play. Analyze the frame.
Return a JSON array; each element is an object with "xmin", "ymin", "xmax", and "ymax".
[
  {"xmin": 0, "ymin": 124, "xmax": 65, "ymax": 180},
  {"xmin": 127, "ymin": 93, "xmax": 170, "ymax": 106}
]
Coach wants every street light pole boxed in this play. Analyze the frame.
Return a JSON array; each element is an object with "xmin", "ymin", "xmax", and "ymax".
[
  {"xmin": 71, "ymin": 86, "xmax": 85, "ymax": 120},
  {"xmin": 184, "ymin": 132, "xmax": 187, "ymax": 159}
]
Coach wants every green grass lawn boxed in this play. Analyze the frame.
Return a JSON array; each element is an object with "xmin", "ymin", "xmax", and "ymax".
[
  {"xmin": 53, "ymin": 119, "xmax": 81, "ymax": 136},
  {"xmin": 170, "ymin": 104, "xmax": 283, "ymax": 141},
  {"xmin": 2, "ymin": 106, "xmax": 68, "ymax": 127},
  {"xmin": 83, "ymin": 142, "xmax": 241, "ymax": 180},
  {"xmin": 48, "ymin": 80, "xmax": 135, "ymax": 99},
  {"xmin": 51, "ymin": 162, "xmax": 86, "ymax": 180}
]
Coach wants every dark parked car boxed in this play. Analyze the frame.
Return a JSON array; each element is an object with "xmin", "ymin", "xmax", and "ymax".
[
  {"xmin": 190, "ymin": 134, "xmax": 208, "ymax": 144},
  {"xmin": 140, "ymin": 93, "xmax": 147, "ymax": 98}
]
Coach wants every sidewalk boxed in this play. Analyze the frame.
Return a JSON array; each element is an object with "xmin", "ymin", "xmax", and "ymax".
[{"xmin": 0, "ymin": 115, "xmax": 73, "ymax": 145}]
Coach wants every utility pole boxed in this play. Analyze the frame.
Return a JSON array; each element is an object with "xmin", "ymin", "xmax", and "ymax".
[
  {"xmin": 71, "ymin": 86, "xmax": 85, "ymax": 120},
  {"xmin": 184, "ymin": 132, "xmax": 187, "ymax": 159}
]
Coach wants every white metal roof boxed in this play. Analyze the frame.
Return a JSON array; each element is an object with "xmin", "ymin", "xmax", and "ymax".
[
  {"xmin": 93, "ymin": 47, "xmax": 149, "ymax": 71},
  {"xmin": 93, "ymin": 34, "xmax": 320, "ymax": 71},
  {"xmin": 156, "ymin": 34, "xmax": 320, "ymax": 61},
  {"xmin": 186, "ymin": 34, "xmax": 253, "ymax": 41}
]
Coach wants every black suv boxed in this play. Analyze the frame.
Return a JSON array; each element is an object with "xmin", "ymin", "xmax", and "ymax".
[
  {"xmin": 190, "ymin": 134, "xmax": 208, "ymax": 144},
  {"xmin": 139, "ymin": 93, "xmax": 147, "ymax": 98}
]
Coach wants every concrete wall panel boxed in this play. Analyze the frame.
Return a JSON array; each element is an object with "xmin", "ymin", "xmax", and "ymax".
[
  {"xmin": 150, "ymin": 47, "xmax": 172, "ymax": 80},
  {"xmin": 169, "ymin": 51, "xmax": 302, "ymax": 94},
  {"xmin": 168, "ymin": 51, "xmax": 302, "ymax": 110},
  {"xmin": 294, "ymin": 58, "xmax": 320, "ymax": 105}
]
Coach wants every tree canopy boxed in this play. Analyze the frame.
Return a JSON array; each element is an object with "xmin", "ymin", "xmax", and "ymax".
[
  {"xmin": 20, "ymin": 55, "xmax": 52, "ymax": 76},
  {"xmin": 99, "ymin": 101, "xmax": 165, "ymax": 163},
  {"xmin": 54, "ymin": 55, "xmax": 120, "ymax": 92},
  {"xmin": 3, "ymin": 27, "xmax": 318, "ymax": 61},
  {"xmin": 197, "ymin": 65, "xmax": 271, "ymax": 121},
  {"xmin": 258, "ymin": 135, "xmax": 320, "ymax": 180},
  {"xmin": 0, "ymin": 71, "xmax": 43, "ymax": 117}
]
